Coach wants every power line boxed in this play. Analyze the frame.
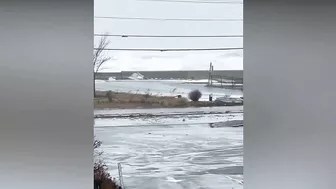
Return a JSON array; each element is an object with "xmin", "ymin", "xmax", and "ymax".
[
  {"xmin": 94, "ymin": 34, "xmax": 243, "ymax": 38},
  {"xmin": 94, "ymin": 16, "xmax": 243, "ymax": 22},
  {"xmin": 133, "ymin": 0, "xmax": 243, "ymax": 4},
  {"xmin": 94, "ymin": 47, "xmax": 243, "ymax": 52}
]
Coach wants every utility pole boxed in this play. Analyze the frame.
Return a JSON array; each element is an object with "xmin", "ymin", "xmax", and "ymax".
[
  {"xmin": 221, "ymin": 76, "xmax": 223, "ymax": 87},
  {"xmin": 231, "ymin": 76, "xmax": 235, "ymax": 88},
  {"xmin": 210, "ymin": 64, "xmax": 214, "ymax": 86},
  {"xmin": 208, "ymin": 62, "xmax": 212, "ymax": 86}
]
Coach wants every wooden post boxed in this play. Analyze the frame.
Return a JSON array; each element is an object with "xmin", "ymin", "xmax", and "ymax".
[{"xmin": 118, "ymin": 163, "xmax": 125, "ymax": 189}]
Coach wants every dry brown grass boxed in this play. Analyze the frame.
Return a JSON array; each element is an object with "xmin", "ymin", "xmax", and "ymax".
[{"xmin": 94, "ymin": 91, "xmax": 212, "ymax": 109}]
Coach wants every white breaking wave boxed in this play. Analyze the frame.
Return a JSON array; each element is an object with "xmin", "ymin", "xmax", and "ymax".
[
  {"xmin": 108, "ymin": 77, "xmax": 116, "ymax": 81},
  {"xmin": 128, "ymin": 72, "xmax": 144, "ymax": 80}
]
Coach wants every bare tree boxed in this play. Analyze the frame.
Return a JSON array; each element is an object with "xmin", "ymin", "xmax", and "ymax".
[{"xmin": 94, "ymin": 34, "xmax": 111, "ymax": 97}]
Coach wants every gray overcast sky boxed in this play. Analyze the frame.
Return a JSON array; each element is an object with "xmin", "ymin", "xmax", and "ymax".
[{"xmin": 94, "ymin": 0, "xmax": 243, "ymax": 71}]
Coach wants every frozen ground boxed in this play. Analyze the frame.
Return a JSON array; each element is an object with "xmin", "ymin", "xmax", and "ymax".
[{"xmin": 94, "ymin": 107, "xmax": 243, "ymax": 189}]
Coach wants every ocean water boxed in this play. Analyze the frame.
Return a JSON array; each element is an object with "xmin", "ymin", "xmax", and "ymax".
[{"xmin": 95, "ymin": 80, "xmax": 243, "ymax": 101}]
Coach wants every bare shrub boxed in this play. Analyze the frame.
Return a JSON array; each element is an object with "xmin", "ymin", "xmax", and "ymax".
[
  {"xmin": 143, "ymin": 89, "xmax": 152, "ymax": 99},
  {"xmin": 94, "ymin": 137, "xmax": 119, "ymax": 189},
  {"xmin": 94, "ymin": 138, "xmax": 109, "ymax": 180},
  {"xmin": 188, "ymin": 90, "xmax": 202, "ymax": 102}
]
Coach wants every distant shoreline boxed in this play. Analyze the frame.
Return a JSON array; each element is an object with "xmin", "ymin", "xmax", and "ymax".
[{"xmin": 95, "ymin": 70, "xmax": 243, "ymax": 82}]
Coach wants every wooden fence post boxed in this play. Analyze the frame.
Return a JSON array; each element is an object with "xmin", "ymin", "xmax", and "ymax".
[{"xmin": 118, "ymin": 163, "xmax": 125, "ymax": 189}]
